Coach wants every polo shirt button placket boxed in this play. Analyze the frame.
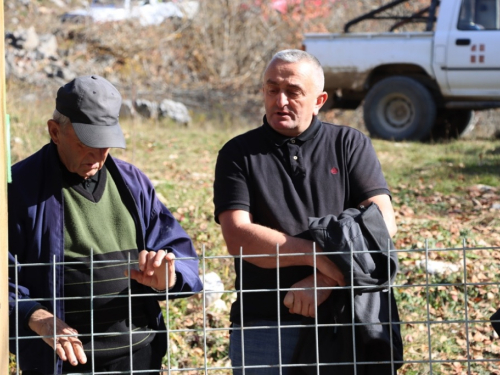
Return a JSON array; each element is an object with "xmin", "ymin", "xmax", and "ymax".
[{"xmin": 287, "ymin": 140, "xmax": 302, "ymax": 176}]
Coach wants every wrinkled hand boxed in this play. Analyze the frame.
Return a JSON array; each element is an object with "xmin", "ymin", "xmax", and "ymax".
[
  {"xmin": 28, "ymin": 308, "xmax": 87, "ymax": 366},
  {"xmin": 283, "ymin": 272, "xmax": 339, "ymax": 317},
  {"xmin": 125, "ymin": 250, "xmax": 176, "ymax": 291}
]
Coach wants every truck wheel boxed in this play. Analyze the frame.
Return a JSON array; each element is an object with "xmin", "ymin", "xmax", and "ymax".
[
  {"xmin": 363, "ymin": 76, "xmax": 436, "ymax": 141},
  {"xmin": 431, "ymin": 110, "xmax": 475, "ymax": 139}
]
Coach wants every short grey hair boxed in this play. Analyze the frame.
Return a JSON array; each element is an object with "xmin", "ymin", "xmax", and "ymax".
[
  {"xmin": 265, "ymin": 49, "xmax": 325, "ymax": 93},
  {"xmin": 52, "ymin": 109, "xmax": 72, "ymax": 129}
]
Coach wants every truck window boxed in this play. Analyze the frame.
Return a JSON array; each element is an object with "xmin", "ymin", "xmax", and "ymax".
[{"xmin": 458, "ymin": 0, "xmax": 500, "ymax": 30}]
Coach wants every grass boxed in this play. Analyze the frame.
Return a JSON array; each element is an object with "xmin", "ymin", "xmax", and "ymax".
[{"xmin": 6, "ymin": 94, "xmax": 500, "ymax": 374}]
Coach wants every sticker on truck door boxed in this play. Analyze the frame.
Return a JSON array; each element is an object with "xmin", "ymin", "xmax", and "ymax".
[{"xmin": 470, "ymin": 44, "xmax": 485, "ymax": 63}]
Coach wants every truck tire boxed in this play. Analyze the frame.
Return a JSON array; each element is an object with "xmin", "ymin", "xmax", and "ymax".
[
  {"xmin": 431, "ymin": 109, "xmax": 475, "ymax": 139},
  {"xmin": 363, "ymin": 76, "xmax": 436, "ymax": 141}
]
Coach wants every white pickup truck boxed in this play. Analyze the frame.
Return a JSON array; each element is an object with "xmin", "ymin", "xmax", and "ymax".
[{"xmin": 303, "ymin": 0, "xmax": 500, "ymax": 140}]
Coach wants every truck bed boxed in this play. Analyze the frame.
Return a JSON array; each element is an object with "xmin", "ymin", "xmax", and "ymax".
[{"xmin": 303, "ymin": 32, "xmax": 434, "ymax": 91}]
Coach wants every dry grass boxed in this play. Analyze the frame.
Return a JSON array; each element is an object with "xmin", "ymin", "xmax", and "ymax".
[{"xmin": 7, "ymin": 87, "xmax": 500, "ymax": 373}]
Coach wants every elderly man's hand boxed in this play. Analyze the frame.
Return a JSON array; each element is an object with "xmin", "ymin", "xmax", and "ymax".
[
  {"xmin": 125, "ymin": 250, "xmax": 176, "ymax": 291},
  {"xmin": 283, "ymin": 272, "xmax": 338, "ymax": 317},
  {"xmin": 28, "ymin": 308, "xmax": 87, "ymax": 366}
]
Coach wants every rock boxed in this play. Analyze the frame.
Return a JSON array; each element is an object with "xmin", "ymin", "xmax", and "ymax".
[
  {"xmin": 176, "ymin": 1, "xmax": 200, "ymax": 19},
  {"xmin": 120, "ymin": 99, "xmax": 135, "ymax": 118},
  {"xmin": 159, "ymin": 99, "xmax": 191, "ymax": 125},
  {"xmin": 417, "ymin": 259, "xmax": 460, "ymax": 275},
  {"xmin": 20, "ymin": 26, "xmax": 40, "ymax": 51},
  {"xmin": 37, "ymin": 34, "xmax": 58, "ymax": 59},
  {"xmin": 202, "ymin": 272, "xmax": 224, "ymax": 308},
  {"xmin": 209, "ymin": 299, "xmax": 227, "ymax": 312},
  {"xmin": 43, "ymin": 63, "xmax": 74, "ymax": 80},
  {"xmin": 470, "ymin": 184, "xmax": 497, "ymax": 193},
  {"xmin": 134, "ymin": 99, "xmax": 158, "ymax": 119},
  {"xmin": 5, "ymin": 53, "xmax": 14, "ymax": 78},
  {"xmin": 55, "ymin": 66, "xmax": 77, "ymax": 81},
  {"xmin": 49, "ymin": 0, "xmax": 66, "ymax": 7},
  {"xmin": 22, "ymin": 93, "xmax": 38, "ymax": 102}
]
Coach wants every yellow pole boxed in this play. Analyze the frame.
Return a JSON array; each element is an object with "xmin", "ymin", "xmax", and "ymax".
[{"xmin": 0, "ymin": 0, "xmax": 10, "ymax": 372}]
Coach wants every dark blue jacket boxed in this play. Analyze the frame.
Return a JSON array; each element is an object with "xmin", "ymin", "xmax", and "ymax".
[
  {"xmin": 8, "ymin": 142, "xmax": 203, "ymax": 373},
  {"xmin": 293, "ymin": 203, "xmax": 403, "ymax": 375}
]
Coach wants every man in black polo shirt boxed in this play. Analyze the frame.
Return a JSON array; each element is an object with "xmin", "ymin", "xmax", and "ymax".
[{"xmin": 213, "ymin": 49, "xmax": 397, "ymax": 374}]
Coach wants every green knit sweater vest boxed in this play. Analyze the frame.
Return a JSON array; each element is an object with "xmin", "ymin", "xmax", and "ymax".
[{"xmin": 62, "ymin": 172, "xmax": 155, "ymax": 367}]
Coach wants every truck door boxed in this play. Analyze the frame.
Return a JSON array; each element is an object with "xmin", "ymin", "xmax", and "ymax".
[{"xmin": 444, "ymin": 0, "xmax": 500, "ymax": 97}]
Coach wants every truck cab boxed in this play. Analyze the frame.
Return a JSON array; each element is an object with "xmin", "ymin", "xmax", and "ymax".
[{"xmin": 438, "ymin": 0, "xmax": 500, "ymax": 98}]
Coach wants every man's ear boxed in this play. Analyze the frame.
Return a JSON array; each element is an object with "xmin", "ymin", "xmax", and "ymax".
[
  {"xmin": 313, "ymin": 91, "xmax": 328, "ymax": 115},
  {"xmin": 47, "ymin": 120, "xmax": 61, "ymax": 145}
]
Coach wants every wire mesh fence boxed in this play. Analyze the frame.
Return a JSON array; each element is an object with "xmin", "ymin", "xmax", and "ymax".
[{"xmin": 8, "ymin": 243, "xmax": 500, "ymax": 374}]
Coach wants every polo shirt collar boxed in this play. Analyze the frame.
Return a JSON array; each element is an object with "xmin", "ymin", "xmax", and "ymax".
[
  {"xmin": 59, "ymin": 159, "xmax": 107, "ymax": 202},
  {"xmin": 60, "ymin": 162, "xmax": 100, "ymax": 187},
  {"xmin": 262, "ymin": 115, "xmax": 322, "ymax": 146}
]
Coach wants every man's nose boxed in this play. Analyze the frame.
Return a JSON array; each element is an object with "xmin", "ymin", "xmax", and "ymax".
[{"xmin": 276, "ymin": 91, "xmax": 289, "ymax": 107}]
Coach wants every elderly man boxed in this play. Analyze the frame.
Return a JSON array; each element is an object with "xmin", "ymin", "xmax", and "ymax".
[
  {"xmin": 213, "ymin": 50, "xmax": 398, "ymax": 374},
  {"xmin": 8, "ymin": 75, "xmax": 203, "ymax": 374}
]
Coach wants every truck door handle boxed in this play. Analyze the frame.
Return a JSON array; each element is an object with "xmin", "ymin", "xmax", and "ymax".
[{"xmin": 456, "ymin": 39, "xmax": 471, "ymax": 46}]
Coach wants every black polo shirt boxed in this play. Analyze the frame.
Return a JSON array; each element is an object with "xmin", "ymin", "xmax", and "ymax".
[{"xmin": 214, "ymin": 116, "xmax": 390, "ymax": 323}]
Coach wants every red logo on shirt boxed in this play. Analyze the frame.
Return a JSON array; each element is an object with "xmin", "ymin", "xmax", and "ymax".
[{"xmin": 330, "ymin": 167, "xmax": 338, "ymax": 175}]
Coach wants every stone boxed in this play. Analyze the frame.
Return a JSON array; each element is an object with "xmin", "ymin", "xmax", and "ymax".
[
  {"xmin": 37, "ymin": 34, "xmax": 58, "ymax": 59},
  {"xmin": 159, "ymin": 98, "xmax": 191, "ymax": 125},
  {"xmin": 120, "ymin": 99, "xmax": 135, "ymax": 118},
  {"xmin": 21, "ymin": 26, "xmax": 40, "ymax": 51},
  {"xmin": 134, "ymin": 99, "xmax": 158, "ymax": 119},
  {"xmin": 202, "ymin": 272, "xmax": 224, "ymax": 308}
]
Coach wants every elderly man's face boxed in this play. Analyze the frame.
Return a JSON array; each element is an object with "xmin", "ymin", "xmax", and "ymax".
[
  {"xmin": 262, "ymin": 60, "xmax": 327, "ymax": 137},
  {"xmin": 48, "ymin": 120, "xmax": 109, "ymax": 179}
]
